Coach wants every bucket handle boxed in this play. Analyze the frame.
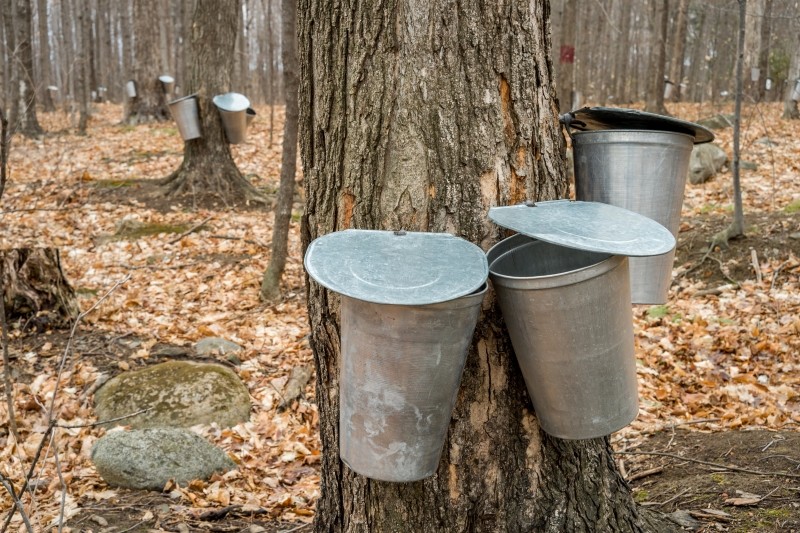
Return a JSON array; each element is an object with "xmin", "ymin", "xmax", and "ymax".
[{"xmin": 558, "ymin": 111, "xmax": 586, "ymax": 140}]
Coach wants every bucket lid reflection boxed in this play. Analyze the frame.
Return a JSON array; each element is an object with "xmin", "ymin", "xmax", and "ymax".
[
  {"xmin": 488, "ymin": 200, "xmax": 675, "ymax": 257},
  {"xmin": 212, "ymin": 92, "xmax": 250, "ymax": 112},
  {"xmin": 304, "ymin": 229, "xmax": 488, "ymax": 306}
]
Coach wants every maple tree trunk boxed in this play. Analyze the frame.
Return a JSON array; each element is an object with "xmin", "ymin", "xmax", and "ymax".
[
  {"xmin": 77, "ymin": 0, "xmax": 91, "ymax": 134},
  {"xmin": 13, "ymin": 0, "xmax": 43, "ymax": 137},
  {"xmin": 0, "ymin": 248, "xmax": 80, "ymax": 329},
  {"xmin": 35, "ymin": 0, "xmax": 55, "ymax": 113},
  {"xmin": 162, "ymin": 0, "xmax": 263, "ymax": 204},
  {"xmin": 668, "ymin": 0, "xmax": 689, "ymax": 102},
  {"xmin": 644, "ymin": 0, "xmax": 668, "ymax": 115},
  {"xmin": 260, "ymin": 0, "xmax": 299, "ymax": 301},
  {"xmin": 782, "ymin": 20, "xmax": 800, "ymax": 119},
  {"xmin": 299, "ymin": 1, "xmax": 673, "ymax": 531},
  {"xmin": 124, "ymin": 0, "xmax": 170, "ymax": 124}
]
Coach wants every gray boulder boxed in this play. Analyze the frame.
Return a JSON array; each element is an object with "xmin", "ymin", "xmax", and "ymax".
[
  {"xmin": 689, "ymin": 143, "xmax": 728, "ymax": 185},
  {"xmin": 92, "ymin": 428, "xmax": 235, "ymax": 490},
  {"xmin": 94, "ymin": 360, "xmax": 250, "ymax": 429},
  {"xmin": 696, "ymin": 114, "xmax": 734, "ymax": 130},
  {"xmin": 195, "ymin": 336, "xmax": 243, "ymax": 356}
]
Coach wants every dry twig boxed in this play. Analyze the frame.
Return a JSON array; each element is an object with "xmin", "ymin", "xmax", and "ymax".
[
  {"xmin": 167, "ymin": 216, "xmax": 213, "ymax": 245},
  {"xmin": 615, "ymin": 450, "xmax": 800, "ymax": 479}
]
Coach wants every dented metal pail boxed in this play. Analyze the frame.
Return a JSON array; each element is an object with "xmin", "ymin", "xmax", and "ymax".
[
  {"xmin": 168, "ymin": 94, "xmax": 201, "ymax": 141},
  {"xmin": 213, "ymin": 92, "xmax": 250, "ymax": 144},
  {"xmin": 487, "ymin": 235, "xmax": 638, "ymax": 440},
  {"xmin": 572, "ymin": 130, "xmax": 694, "ymax": 304},
  {"xmin": 339, "ymin": 284, "xmax": 485, "ymax": 481},
  {"xmin": 159, "ymin": 75, "xmax": 175, "ymax": 94}
]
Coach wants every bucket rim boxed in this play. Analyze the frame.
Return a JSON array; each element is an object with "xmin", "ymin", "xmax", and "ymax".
[
  {"xmin": 488, "ymin": 238, "xmax": 624, "ymax": 289},
  {"xmin": 571, "ymin": 129, "xmax": 695, "ymax": 142},
  {"xmin": 168, "ymin": 93, "xmax": 199, "ymax": 106},
  {"xmin": 339, "ymin": 282, "xmax": 488, "ymax": 311}
]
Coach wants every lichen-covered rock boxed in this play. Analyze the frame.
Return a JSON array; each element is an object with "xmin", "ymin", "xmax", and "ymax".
[
  {"xmin": 195, "ymin": 336, "xmax": 243, "ymax": 356},
  {"xmin": 94, "ymin": 360, "xmax": 250, "ymax": 429},
  {"xmin": 91, "ymin": 428, "xmax": 235, "ymax": 490},
  {"xmin": 689, "ymin": 143, "xmax": 728, "ymax": 185}
]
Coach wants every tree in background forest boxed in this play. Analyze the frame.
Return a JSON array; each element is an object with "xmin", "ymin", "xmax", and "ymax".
[
  {"xmin": 5, "ymin": 0, "xmax": 44, "ymax": 137},
  {"xmin": 260, "ymin": 0, "xmax": 299, "ymax": 301},
  {"xmin": 162, "ymin": 0, "xmax": 264, "ymax": 204},
  {"xmin": 124, "ymin": 0, "xmax": 170, "ymax": 124},
  {"xmin": 300, "ymin": 1, "xmax": 673, "ymax": 531}
]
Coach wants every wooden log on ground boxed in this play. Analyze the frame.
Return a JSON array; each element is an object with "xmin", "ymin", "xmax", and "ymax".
[{"xmin": 0, "ymin": 248, "xmax": 80, "ymax": 329}]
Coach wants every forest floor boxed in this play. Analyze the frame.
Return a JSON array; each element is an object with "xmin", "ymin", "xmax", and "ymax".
[{"xmin": 0, "ymin": 100, "xmax": 798, "ymax": 532}]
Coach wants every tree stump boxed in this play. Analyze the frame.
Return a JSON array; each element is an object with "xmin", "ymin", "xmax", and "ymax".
[{"xmin": 1, "ymin": 248, "xmax": 80, "ymax": 329}]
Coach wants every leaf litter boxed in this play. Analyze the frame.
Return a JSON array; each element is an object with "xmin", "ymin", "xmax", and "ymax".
[{"xmin": 0, "ymin": 101, "xmax": 798, "ymax": 531}]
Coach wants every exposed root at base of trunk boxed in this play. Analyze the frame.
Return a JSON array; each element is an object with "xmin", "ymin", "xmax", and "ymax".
[
  {"xmin": 160, "ymin": 166, "xmax": 268, "ymax": 208},
  {"xmin": 710, "ymin": 222, "xmax": 745, "ymax": 250}
]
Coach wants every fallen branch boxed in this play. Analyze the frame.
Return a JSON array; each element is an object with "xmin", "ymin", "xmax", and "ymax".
[
  {"xmin": 626, "ymin": 466, "xmax": 664, "ymax": 482},
  {"xmin": 56, "ymin": 407, "xmax": 152, "ymax": 429},
  {"xmin": 0, "ymin": 473, "xmax": 33, "ymax": 533},
  {"xmin": 1, "ymin": 275, "xmax": 131, "ymax": 532},
  {"xmin": 614, "ymin": 450, "xmax": 800, "ymax": 479},
  {"xmin": 208, "ymin": 234, "xmax": 270, "ymax": 248},
  {"xmin": 750, "ymin": 249, "xmax": 762, "ymax": 284},
  {"xmin": 167, "ymin": 216, "xmax": 213, "ymax": 245}
]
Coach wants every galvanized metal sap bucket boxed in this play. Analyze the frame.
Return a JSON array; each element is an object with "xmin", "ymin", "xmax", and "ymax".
[
  {"xmin": 168, "ymin": 94, "xmax": 202, "ymax": 141},
  {"xmin": 305, "ymin": 230, "xmax": 488, "ymax": 481},
  {"xmin": 565, "ymin": 107, "xmax": 714, "ymax": 304},
  {"xmin": 488, "ymin": 201, "xmax": 675, "ymax": 439},
  {"xmin": 125, "ymin": 80, "xmax": 137, "ymax": 98},
  {"xmin": 213, "ymin": 92, "xmax": 250, "ymax": 144},
  {"xmin": 159, "ymin": 75, "xmax": 175, "ymax": 94}
]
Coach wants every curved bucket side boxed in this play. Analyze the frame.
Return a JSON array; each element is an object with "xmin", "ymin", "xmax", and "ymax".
[
  {"xmin": 572, "ymin": 129, "xmax": 693, "ymax": 304},
  {"xmin": 168, "ymin": 94, "xmax": 202, "ymax": 141},
  {"xmin": 488, "ymin": 237, "xmax": 639, "ymax": 440},
  {"xmin": 339, "ymin": 285, "xmax": 486, "ymax": 482}
]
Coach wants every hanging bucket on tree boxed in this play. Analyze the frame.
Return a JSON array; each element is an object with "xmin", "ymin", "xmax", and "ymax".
[
  {"xmin": 305, "ymin": 230, "xmax": 488, "ymax": 482},
  {"xmin": 125, "ymin": 80, "xmax": 137, "ymax": 98},
  {"xmin": 563, "ymin": 107, "xmax": 714, "ymax": 304},
  {"xmin": 487, "ymin": 201, "xmax": 675, "ymax": 439},
  {"xmin": 212, "ymin": 92, "xmax": 250, "ymax": 144},
  {"xmin": 159, "ymin": 75, "xmax": 175, "ymax": 94},
  {"xmin": 168, "ymin": 94, "xmax": 202, "ymax": 141}
]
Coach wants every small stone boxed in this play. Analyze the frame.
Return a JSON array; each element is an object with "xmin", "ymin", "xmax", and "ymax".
[
  {"xmin": 668, "ymin": 509, "xmax": 701, "ymax": 529},
  {"xmin": 89, "ymin": 515, "xmax": 109, "ymax": 526},
  {"xmin": 247, "ymin": 526, "xmax": 267, "ymax": 533},
  {"xmin": 91, "ymin": 428, "xmax": 235, "ymax": 490},
  {"xmin": 195, "ymin": 337, "xmax": 243, "ymax": 356}
]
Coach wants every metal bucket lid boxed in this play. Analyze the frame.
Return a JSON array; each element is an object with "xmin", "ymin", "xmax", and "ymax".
[
  {"xmin": 562, "ymin": 106, "xmax": 714, "ymax": 144},
  {"xmin": 488, "ymin": 200, "xmax": 675, "ymax": 257},
  {"xmin": 304, "ymin": 229, "xmax": 488, "ymax": 305},
  {"xmin": 158, "ymin": 75, "xmax": 175, "ymax": 84},
  {"xmin": 212, "ymin": 92, "xmax": 250, "ymax": 112}
]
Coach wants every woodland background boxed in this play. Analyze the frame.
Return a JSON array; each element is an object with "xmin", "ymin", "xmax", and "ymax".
[{"xmin": 0, "ymin": 0, "xmax": 799, "ymax": 531}]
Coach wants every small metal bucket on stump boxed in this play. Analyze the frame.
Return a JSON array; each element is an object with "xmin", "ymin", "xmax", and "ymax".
[
  {"xmin": 159, "ymin": 75, "xmax": 175, "ymax": 94},
  {"xmin": 487, "ymin": 201, "xmax": 675, "ymax": 439},
  {"xmin": 168, "ymin": 94, "xmax": 202, "ymax": 141},
  {"xmin": 564, "ymin": 107, "xmax": 714, "ymax": 304},
  {"xmin": 213, "ymin": 92, "xmax": 250, "ymax": 144},
  {"xmin": 305, "ymin": 230, "xmax": 488, "ymax": 481}
]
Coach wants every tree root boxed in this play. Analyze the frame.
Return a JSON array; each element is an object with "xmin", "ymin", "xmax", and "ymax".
[{"xmin": 710, "ymin": 221, "xmax": 744, "ymax": 250}]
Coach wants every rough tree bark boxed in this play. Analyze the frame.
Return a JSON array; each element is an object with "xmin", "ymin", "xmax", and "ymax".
[
  {"xmin": 11, "ymin": 0, "xmax": 43, "ymax": 137},
  {"xmin": 35, "ymin": 0, "xmax": 55, "ymax": 112},
  {"xmin": 260, "ymin": 0, "xmax": 299, "ymax": 301},
  {"xmin": 77, "ymin": 0, "xmax": 91, "ymax": 134},
  {"xmin": 300, "ymin": 1, "xmax": 673, "ymax": 532},
  {"xmin": 668, "ymin": 0, "xmax": 689, "ymax": 102},
  {"xmin": 162, "ymin": 0, "xmax": 264, "ymax": 204},
  {"xmin": 644, "ymin": 0, "xmax": 669, "ymax": 115},
  {"xmin": 714, "ymin": 0, "xmax": 747, "ymax": 247},
  {"xmin": 781, "ymin": 17, "xmax": 800, "ymax": 119},
  {"xmin": 124, "ymin": 0, "xmax": 170, "ymax": 123},
  {"xmin": 0, "ymin": 249, "xmax": 80, "ymax": 329}
]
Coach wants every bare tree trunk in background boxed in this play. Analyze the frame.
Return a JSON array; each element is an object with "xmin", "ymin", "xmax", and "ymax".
[
  {"xmin": 756, "ymin": 0, "xmax": 772, "ymax": 101},
  {"xmin": 124, "ymin": 0, "xmax": 169, "ymax": 123},
  {"xmin": 59, "ymin": 0, "xmax": 75, "ymax": 113},
  {"xmin": 15, "ymin": 0, "xmax": 43, "ymax": 136},
  {"xmin": 0, "ymin": 108, "xmax": 9, "ymax": 201},
  {"xmin": 558, "ymin": 0, "xmax": 577, "ymax": 111},
  {"xmin": 715, "ymin": 0, "xmax": 747, "ymax": 246},
  {"xmin": 614, "ymin": 0, "xmax": 632, "ymax": 103},
  {"xmin": 77, "ymin": 0, "xmax": 90, "ymax": 133},
  {"xmin": 265, "ymin": 0, "xmax": 276, "ymax": 144},
  {"xmin": 162, "ymin": 0, "xmax": 264, "ymax": 204},
  {"xmin": 35, "ymin": 0, "xmax": 55, "ymax": 112},
  {"xmin": 300, "ymin": 1, "xmax": 675, "ymax": 532},
  {"xmin": 744, "ymin": 0, "xmax": 764, "ymax": 101},
  {"xmin": 645, "ymin": 0, "xmax": 669, "ymax": 114},
  {"xmin": 782, "ymin": 16, "xmax": 800, "ymax": 119},
  {"xmin": 668, "ymin": 0, "xmax": 689, "ymax": 101},
  {"xmin": 260, "ymin": 0, "xmax": 298, "ymax": 302},
  {"xmin": 2, "ymin": 0, "xmax": 18, "ymax": 122}
]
